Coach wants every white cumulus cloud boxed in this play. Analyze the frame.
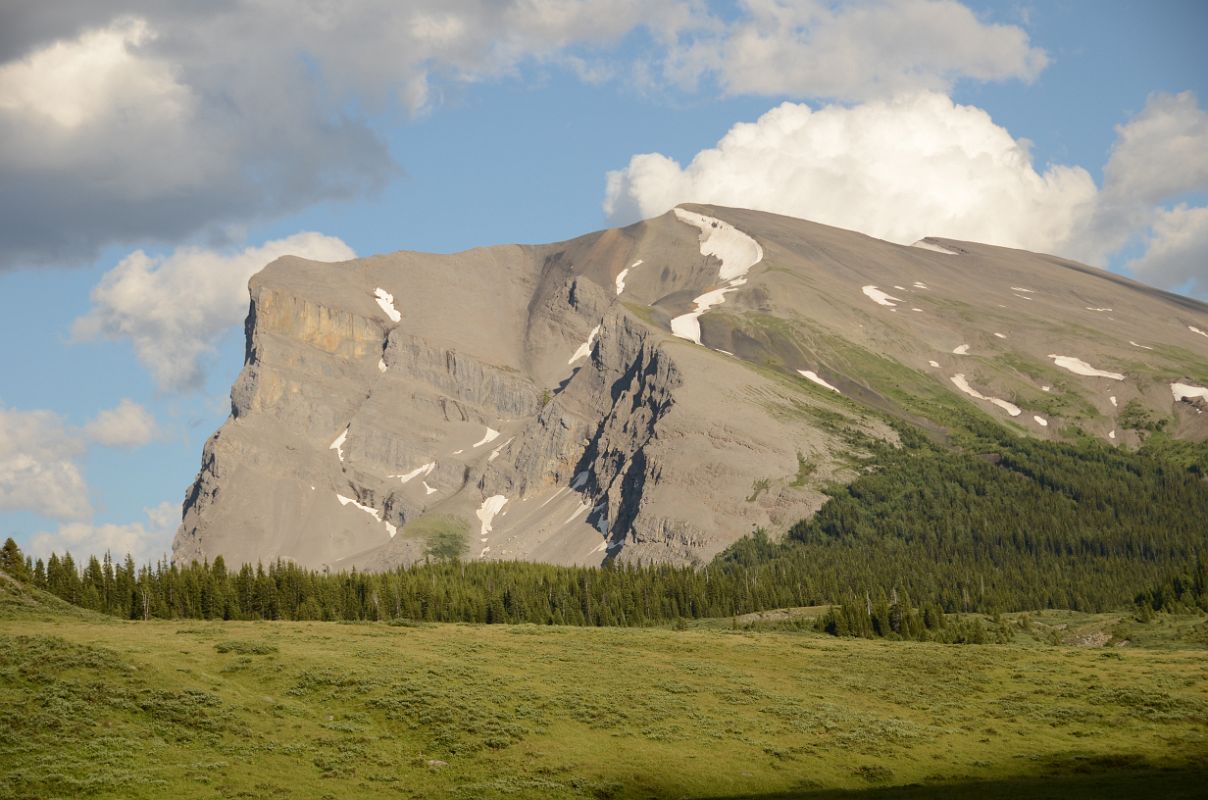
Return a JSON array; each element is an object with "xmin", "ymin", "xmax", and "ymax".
[
  {"xmin": 0, "ymin": 14, "xmax": 385, "ymax": 270},
  {"xmin": 73, "ymin": 232, "xmax": 356, "ymax": 392},
  {"xmin": 605, "ymin": 93, "xmax": 1097, "ymax": 252},
  {"xmin": 0, "ymin": 405, "xmax": 91, "ymax": 520},
  {"xmin": 0, "ymin": 16, "xmax": 186, "ymax": 130},
  {"xmin": 604, "ymin": 91, "xmax": 1208, "ymax": 295},
  {"xmin": 28, "ymin": 500, "xmax": 178, "ymax": 563},
  {"xmin": 84, "ymin": 398, "xmax": 159, "ymax": 448}
]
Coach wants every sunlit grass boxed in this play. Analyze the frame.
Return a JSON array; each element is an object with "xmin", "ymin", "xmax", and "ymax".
[{"xmin": 1, "ymin": 594, "xmax": 1205, "ymax": 799}]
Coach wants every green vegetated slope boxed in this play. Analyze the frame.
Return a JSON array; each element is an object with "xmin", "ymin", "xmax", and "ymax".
[
  {"xmin": 1, "ymin": 598, "xmax": 1207, "ymax": 800},
  {"xmin": 719, "ymin": 425, "xmax": 1208, "ymax": 614}
]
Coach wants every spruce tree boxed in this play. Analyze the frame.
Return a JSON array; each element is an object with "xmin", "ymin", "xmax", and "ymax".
[{"xmin": 0, "ymin": 538, "xmax": 29, "ymax": 581}]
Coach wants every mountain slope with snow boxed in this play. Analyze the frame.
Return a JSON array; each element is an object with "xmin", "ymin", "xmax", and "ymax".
[{"xmin": 174, "ymin": 205, "xmax": 1208, "ymax": 570}]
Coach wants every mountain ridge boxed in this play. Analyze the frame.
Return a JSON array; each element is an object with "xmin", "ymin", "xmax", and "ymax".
[{"xmin": 173, "ymin": 204, "xmax": 1208, "ymax": 570}]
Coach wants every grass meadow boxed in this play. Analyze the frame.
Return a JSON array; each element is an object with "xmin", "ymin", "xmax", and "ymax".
[{"xmin": 1, "ymin": 579, "xmax": 1206, "ymax": 799}]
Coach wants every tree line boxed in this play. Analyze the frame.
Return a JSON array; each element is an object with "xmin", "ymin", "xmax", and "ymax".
[{"xmin": 3, "ymin": 421, "xmax": 1207, "ymax": 626}]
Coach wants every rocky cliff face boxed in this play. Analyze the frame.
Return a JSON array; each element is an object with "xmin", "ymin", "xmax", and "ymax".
[{"xmin": 174, "ymin": 205, "xmax": 1208, "ymax": 570}]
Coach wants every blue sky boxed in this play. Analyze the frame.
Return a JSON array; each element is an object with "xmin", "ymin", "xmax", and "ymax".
[{"xmin": 1, "ymin": 0, "xmax": 1206, "ymax": 562}]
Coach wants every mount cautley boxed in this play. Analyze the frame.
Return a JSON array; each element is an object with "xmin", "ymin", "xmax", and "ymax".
[{"xmin": 173, "ymin": 205, "xmax": 1208, "ymax": 570}]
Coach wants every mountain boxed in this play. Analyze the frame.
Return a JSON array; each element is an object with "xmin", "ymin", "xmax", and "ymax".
[{"xmin": 172, "ymin": 205, "xmax": 1208, "ymax": 571}]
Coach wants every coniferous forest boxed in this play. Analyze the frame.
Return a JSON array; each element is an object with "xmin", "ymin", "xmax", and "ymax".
[{"xmin": 5, "ymin": 423, "xmax": 1208, "ymax": 627}]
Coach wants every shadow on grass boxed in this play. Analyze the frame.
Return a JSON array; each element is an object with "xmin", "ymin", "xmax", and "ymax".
[{"xmin": 692, "ymin": 761, "xmax": 1208, "ymax": 800}]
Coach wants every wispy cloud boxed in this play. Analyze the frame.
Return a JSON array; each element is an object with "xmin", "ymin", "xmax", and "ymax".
[
  {"xmin": 0, "ymin": 405, "xmax": 91, "ymax": 520},
  {"xmin": 73, "ymin": 232, "xmax": 356, "ymax": 392},
  {"xmin": 663, "ymin": 0, "xmax": 1046, "ymax": 98},
  {"xmin": 84, "ymin": 399, "xmax": 159, "ymax": 449},
  {"xmin": 28, "ymin": 501, "xmax": 178, "ymax": 563}
]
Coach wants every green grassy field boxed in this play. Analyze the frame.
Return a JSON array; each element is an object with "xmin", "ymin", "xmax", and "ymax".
[{"xmin": 2, "ymin": 578, "xmax": 1206, "ymax": 799}]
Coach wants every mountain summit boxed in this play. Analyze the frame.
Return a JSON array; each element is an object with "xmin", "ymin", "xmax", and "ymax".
[{"xmin": 173, "ymin": 205, "xmax": 1208, "ymax": 570}]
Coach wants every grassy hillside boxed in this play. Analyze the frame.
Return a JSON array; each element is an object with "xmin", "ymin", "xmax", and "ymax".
[
  {"xmin": 0, "ymin": 571, "xmax": 110, "ymax": 624},
  {"xmin": 1, "ymin": 595, "xmax": 1206, "ymax": 799}
]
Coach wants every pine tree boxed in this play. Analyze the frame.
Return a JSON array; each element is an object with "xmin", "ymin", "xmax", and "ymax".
[{"xmin": 0, "ymin": 538, "xmax": 29, "ymax": 581}]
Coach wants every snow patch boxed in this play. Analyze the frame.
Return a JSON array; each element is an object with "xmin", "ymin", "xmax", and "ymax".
[
  {"xmin": 667, "ymin": 207, "xmax": 764, "ymax": 346},
  {"xmin": 1108, "ymin": 430, "xmax": 1116, "ymax": 440},
  {"xmin": 893, "ymin": 285, "xmax": 907, "ymax": 291},
  {"xmin": 1129, "ymin": 340, "xmax": 1153, "ymax": 350},
  {"xmin": 1085, "ymin": 307, "xmax": 1112, "ymax": 312},
  {"xmin": 488, "ymin": 438, "xmax": 514, "ymax": 462},
  {"xmin": 615, "ymin": 259, "xmax": 643, "ymax": 295},
  {"xmin": 673, "ymin": 207, "xmax": 763, "ymax": 282},
  {"xmin": 911, "ymin": 240, "xmax": 958, "ymax": 255},
  {"xmin": 392, "ymin": 461, "xmax": 435, "ymax": 484},
  {"xmin": 472, "ymin": 427, "xmax": 501, "ymax": 448},
  {"xmin": 337, "ymin": 493, "xmax": 379, "ymax": 520},
  {"xmin": 475, "ymin": 495, "xmax": 508, "ymax": 538},
  {"xmin": 1172, "ymin": 382, "xmax": 1208, "ymax": 402},
  {"xmin": 953, "ymin": 344, "xmax": 970, "ymax": 355},
  {"xmin": 862, "ymin": 285, "xmax": 902, "ymax": 307},
  {"xmin": 1109, "ymin": 396, "xmax": 1117, "ymax": 407},
  {"xmin": 1047, "ymin": 355, "xmax": 1124, "ymax": 380},
  {"xmin": 671, "ymin": 285, "xmax": 741, "ymax": 344},
  {"xmin": 1033, "ymin": 415, "xmax": 1048, "ymax": 427},
  {"xmin": 994, "ymin": 332, "xmax": 1006, "ymax": 339},
  {"xmin": 1011, "ymin": 287, "xmax": 1034, "ymax": 293},
  {"xmin": 1041, "ymin": 385, "xmax": 1051, "ymax": 392},
  {"xmin": 928, "ymin": 360, "xmax": 940, "ymax": 368},
  {"xmin": 912, "ymin": 308, "xmax": 923, "ymax": 312},
  {"xmin": 797, "ymin": 369, "xmax": 840, "ymax": 393},
  {"xmin": 571, "ymin": 471, "xmax": 589, "ymax": 490},
  {"xmin": 913, "ymin": 281, "xmax": 928, "ymax": 289},
  {"xmin": 337, "ymin": 493, "xmax": 395, "ymax": 538},
  {"xmin": 422, "ymin": 481, "xmax": 437, "ymax": 496},
  {"xmin": 373, "ymin": 288, "xmax": 401, "ymax": 323},
  {"xmin": 378, "ymin": 359, "xmax": 387, "ymax": 373},
  {"xmin": 568, "ymin": 324, "xmax": 601, "ymax": 364},
  {"xmin": 1191, "ymin": 326, "xmax": 1208, "ymax": 338},
  {"xmin": 329, "ymin": 428, "xmax": 348, "ymax": 461},
  {"xmin": 1013, "ymin": 293, "xmax": 1033, "ymax": 301},
  {"xmin": 950, "ymin": 374, "xmax": 1021, "ymax": 417}
]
